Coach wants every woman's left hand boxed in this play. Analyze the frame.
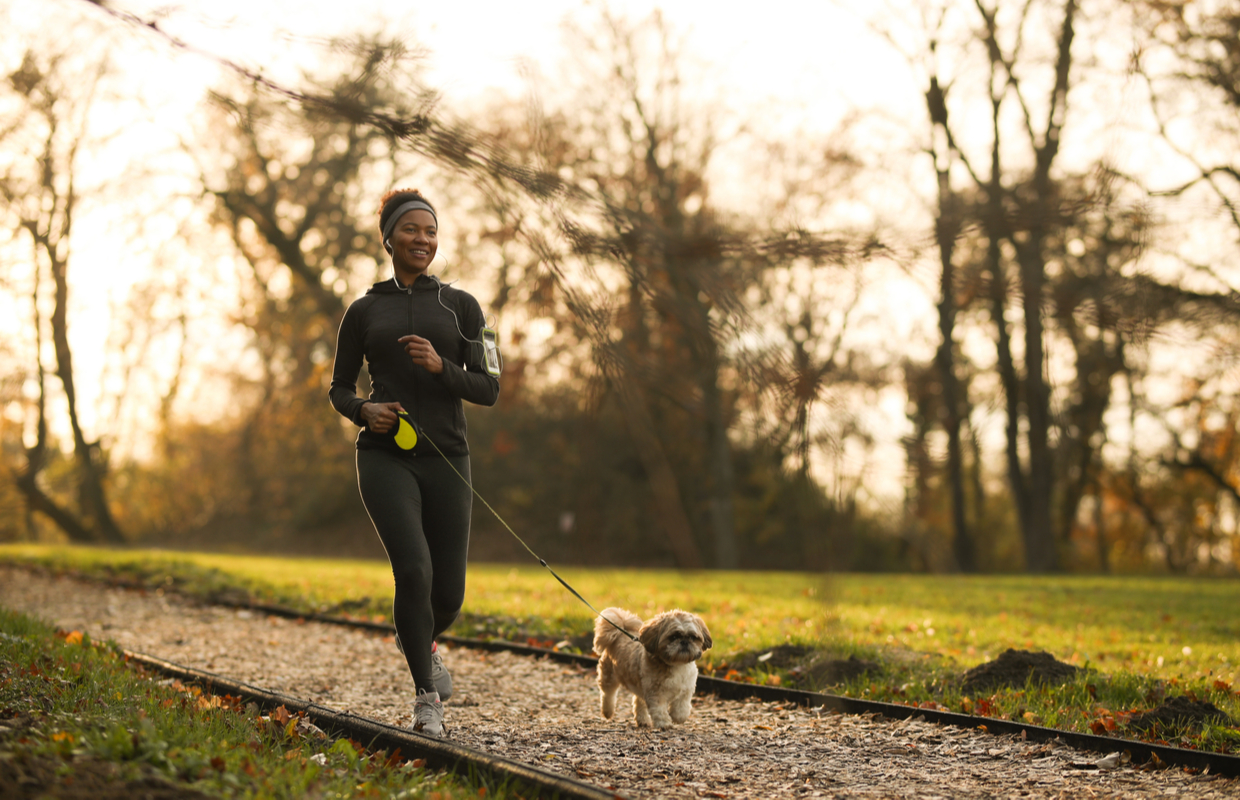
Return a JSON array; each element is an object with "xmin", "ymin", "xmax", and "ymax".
[{"xmin": 398, "ymin": 334, "xmax": 443, "ymax": 374}]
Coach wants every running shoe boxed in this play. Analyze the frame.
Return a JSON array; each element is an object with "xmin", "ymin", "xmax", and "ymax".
[
  {"xmin": 411, "ymin": 690, "xmax": 444, "ymax": 737},
  {"xmin": 430, "ymin": 642, "xmax": 453, "ymax": 701}
]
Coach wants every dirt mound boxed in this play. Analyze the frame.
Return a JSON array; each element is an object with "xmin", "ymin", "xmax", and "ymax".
[
  {"xmin": 709, "ymin": 646, "xmax": 881, "ymax": 688},
  {"xmin": 724, "ymin": 644, "xmax": 816, "ymax": 672},
  {"xmin": 960, "ymin": 649, "xmax": 1080, "ymax": 694},
  {"xmin": 800, "ymin": 654, "xmax": 882, "ymax": 687},
  {"xmin": 1126, "ymin": 695, "xmax": 1237, "ymax": 733}
]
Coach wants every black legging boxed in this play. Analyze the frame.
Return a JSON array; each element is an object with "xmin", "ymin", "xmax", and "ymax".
[{"xmin": 356, "ymin": 449, "xmax": 472, "ymax": 693}]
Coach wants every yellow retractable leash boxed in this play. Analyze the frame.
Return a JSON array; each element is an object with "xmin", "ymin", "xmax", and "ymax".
[{"xmin": 393, "ymin": 411, "xmax": 418, "ymax": 450}]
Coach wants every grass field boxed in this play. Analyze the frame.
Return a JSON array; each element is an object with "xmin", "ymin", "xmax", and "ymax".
[{"xmin": 3, "ymin": 544, "xmax": 1239, "ymax": 754}]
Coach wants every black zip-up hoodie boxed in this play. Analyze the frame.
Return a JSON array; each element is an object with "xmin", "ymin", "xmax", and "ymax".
[{"xmin": 329, "ymin": 274, "xmax": 500, "ymax": 457}]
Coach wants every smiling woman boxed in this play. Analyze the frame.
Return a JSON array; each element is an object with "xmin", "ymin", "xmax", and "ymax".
[
  {"xmin": 328, "ymin": 187, "xmax": 501, "ymax": 738},
  {"xmin": 381, "ymin": 191, "xmax": 438, "ymax": 278}
]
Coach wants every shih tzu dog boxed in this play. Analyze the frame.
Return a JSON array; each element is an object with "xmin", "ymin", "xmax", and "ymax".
[{"xmin": 593, "ymin": 607, "xmax": 712, "ymax": 729}]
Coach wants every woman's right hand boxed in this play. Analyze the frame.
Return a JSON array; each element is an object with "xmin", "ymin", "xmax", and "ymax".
[{"xmin": 360, "ymin": 401, "xmax": 405, "ymax": 434}]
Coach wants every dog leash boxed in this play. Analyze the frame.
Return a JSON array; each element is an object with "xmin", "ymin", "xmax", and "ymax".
[{"xmin": 410, "ymin": 417, "xmax": 640, "ymax": 643}]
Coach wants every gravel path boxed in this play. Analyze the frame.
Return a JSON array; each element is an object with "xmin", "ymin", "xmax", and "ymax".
[{"xmin": 1, "ymin": 564, "xmax": 1235, "ymax": 799}]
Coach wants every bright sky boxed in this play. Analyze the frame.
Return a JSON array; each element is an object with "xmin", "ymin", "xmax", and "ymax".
[{"xmin": 123, "ymin": 0, "xmax": 920, "ymax": 123}]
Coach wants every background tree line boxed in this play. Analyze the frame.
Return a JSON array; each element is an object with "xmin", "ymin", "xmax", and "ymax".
[{"xmin": 1, "ymin": 0, "xmax": 1239, "ymax": 574}]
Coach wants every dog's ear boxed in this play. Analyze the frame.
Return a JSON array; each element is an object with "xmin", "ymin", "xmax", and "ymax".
[
  {"xmin": 695, "ymin": 616, "xmax": 713, "ymax": 651},
  {"xmin": 638, "ymin": 616, "xmax": 664, "ymax": 655}
]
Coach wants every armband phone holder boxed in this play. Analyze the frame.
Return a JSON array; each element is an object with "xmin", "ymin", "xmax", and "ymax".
[{"xmin": 481, "ymin": 326, "xmax": 502, "ymax": 377}]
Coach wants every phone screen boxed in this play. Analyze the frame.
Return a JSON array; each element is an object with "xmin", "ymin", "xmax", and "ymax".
[{"xmin": 482, "ymin": 328, "xmax": 501, "ymax": 376}]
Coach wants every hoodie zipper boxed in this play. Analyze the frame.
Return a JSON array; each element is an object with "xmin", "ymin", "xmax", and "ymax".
[{"xmin": 400, "ymin": 278, "xmax": 421, "ymax": 455}]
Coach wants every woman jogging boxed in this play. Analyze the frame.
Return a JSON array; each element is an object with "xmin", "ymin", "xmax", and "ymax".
[{"xmin": 329, "ymin": 188, "xmax": 500, "ymax": 736}]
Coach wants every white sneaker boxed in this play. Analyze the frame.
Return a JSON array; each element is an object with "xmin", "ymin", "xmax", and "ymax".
[
  {"xmin": 430, "ymin": 644, "xmax": 453, "ymax": 702},
  {"xmin": 412, "ymin": 690, "xmax": 445, "ymax": 737}
]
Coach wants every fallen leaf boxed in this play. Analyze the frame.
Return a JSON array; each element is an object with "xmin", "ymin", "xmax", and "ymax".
[
  {"xmin": 271, "ymin": 705, "xmax": 292, "ymax": 726},
  {"xmin": 1095, "ymin": 752, "xmax": 1122, "ymax": 770}
]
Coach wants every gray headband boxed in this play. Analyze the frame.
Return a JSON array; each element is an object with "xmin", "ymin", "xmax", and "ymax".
[{"xmin": 382, "ymin": 200, "xmax": 437, "ymax": 244}]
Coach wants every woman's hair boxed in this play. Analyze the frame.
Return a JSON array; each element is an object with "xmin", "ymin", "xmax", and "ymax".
[{"xmin": 378, "ymin": 188, "xmax": 436, "ymax": 238}]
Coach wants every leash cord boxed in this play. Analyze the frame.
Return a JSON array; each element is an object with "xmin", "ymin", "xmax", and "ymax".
[{"xmin": 420, "ymin": 430, "xmax": 639, "ymax": 643}]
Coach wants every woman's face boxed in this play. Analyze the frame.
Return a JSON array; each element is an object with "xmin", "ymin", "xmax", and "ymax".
[{"xmin": 389, "ymin": 208, "xmax": 438, "ymax": 276}]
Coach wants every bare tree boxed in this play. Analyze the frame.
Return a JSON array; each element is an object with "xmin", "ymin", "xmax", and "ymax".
[
  {"xmin": 924, "ymin": 33, "xmax": 975, "ymax": 571},
  {"xmin": 1, "ymin": 49, "xmax": 124, "ymax": 543}
]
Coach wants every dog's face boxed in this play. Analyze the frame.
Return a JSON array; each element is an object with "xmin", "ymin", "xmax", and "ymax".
[{"xmin": 638, "ymin": 610, "xmax": 712, "ymax": 666}]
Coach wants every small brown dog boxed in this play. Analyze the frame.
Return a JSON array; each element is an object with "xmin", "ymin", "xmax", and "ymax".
[{"xmin": 593, "ymin": 607, "xmax": 712, "ymax": 729}]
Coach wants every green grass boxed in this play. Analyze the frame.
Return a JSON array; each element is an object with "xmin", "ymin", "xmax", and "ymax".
[
  {"xmin": 0, "ymin": 604, "xmax": 520, "ymax": 798},
  {"xmin": 3, "ymin": 544, "xmax": 1239, "ymax": 754}
]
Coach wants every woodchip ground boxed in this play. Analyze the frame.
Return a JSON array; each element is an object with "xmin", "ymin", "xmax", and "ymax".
[{"xmin": 1, "ymin": 564, "xmax": 1235, "ymax": 799}]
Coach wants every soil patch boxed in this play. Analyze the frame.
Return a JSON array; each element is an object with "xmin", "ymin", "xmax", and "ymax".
[
  {"xmin": 705, "ymin": 645, "xmax": 881, "ymax": 688},
  {"xmin": 1126, "ymin": 695, "xmax": 1237, "ymax": 733},
  {"xmin": 798, "ymin": 654, "xmax": 882, "ymax": 687},
  {"xmin": 960, "ymin": 649, "xmax": 1080, "ymax": 694},
  {"xmin": 718, "ymin": 644, "xmax": 817, "ymax": 672}
]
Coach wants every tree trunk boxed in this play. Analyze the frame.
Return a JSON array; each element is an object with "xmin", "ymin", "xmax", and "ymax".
[
  {"xmin": 1015, "ymin": 0, "xmax": 1078, "ymax": 573},
  {"xmin": 613, "ymin": 376, "xmax": 705, "ymax": 570},
  {"xmin": 15, "ymin": 260, "xmax": 95, "ymax": 544},
  {"xmin": 15, "ymin": 473, "xmax": 96, "ymax": 543},
  {"xmin": 46, "ymin": 237, "xmax": 125, "ymax": 543},
  {"xmin": 1094, "ymin": 480, "xmax": 1109, "ymax": 573},
  {"xmin": 702, "ymin": 360, "xmax": 737, "ymax": 569},
  {"xmin": 1014, "ymin": 239, "xmax": 1055, "ymax": 572},
  {"xmin": 984, "ymin": 140, "xmax": 1032, "ymax": 549},
  {"xmin": 929, "ymin": 95, "xmax": 974, "ymax": 572}
]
